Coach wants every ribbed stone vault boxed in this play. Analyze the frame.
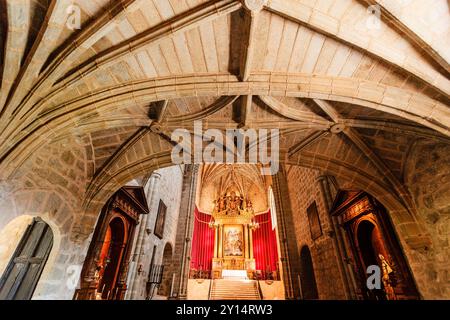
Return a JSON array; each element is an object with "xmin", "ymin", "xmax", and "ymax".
[{"xmin": 0, "ymin": 0, "xmax": 449, "ymax": 299}]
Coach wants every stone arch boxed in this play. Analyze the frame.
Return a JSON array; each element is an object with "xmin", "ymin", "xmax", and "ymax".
[
  {"xmin": 355, "ymin": 220, "xmax": 380, "ymax": 271},
  {"xmin": 0, "ymin": 215, "xmax": 64, "ymax": 300},
  {"xmin": 401, "ymin": 140, "xmax": 450, "ymax": 298},
  {"xmin": 98, "ymin": 217, "xmax": 127, "ymax": 300},
  {"xmin": 1, "ymin": 74, "xmax": 449, "ymax": 180},
  {"xmin": 78, "ymin": 133, "xmax": 431, "ymax": 298},
  {"xmin": 299, "ymin": 245, "xmax": 319, "ymax": 300},
  {"xmin": 158, "ymin": 242, "xmax": 174, "ymax": 297},
  {"xmin": 332, "ymin": 190, "xmax": 422, "ymax": 299},
  {"xmin": 78, "ymin": 137, "xmax": 428, "ymax": 266}
]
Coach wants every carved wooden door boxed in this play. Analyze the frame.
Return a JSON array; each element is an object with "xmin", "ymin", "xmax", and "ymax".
[{"xmin": 0, "ymin": 217, "xmax": 53, "ymax": 300}]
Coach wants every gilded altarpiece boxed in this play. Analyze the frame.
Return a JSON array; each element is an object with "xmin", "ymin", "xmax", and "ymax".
[{"xmin": 210, "ymin": 192, "xmax": 258, "ymax": 279}]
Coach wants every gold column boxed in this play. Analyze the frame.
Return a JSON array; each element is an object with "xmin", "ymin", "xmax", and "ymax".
[
  {"xmin": 244, "ymin": 225, "xmax": 249, "ymax": 259},
  {"xmin": 249, "ymin": 227, "xmax": 254, "ymax": 259},
  {"xmin": 218, "ymin": 225, "xmax": 223, "ymax": 258},
  {"xmin": 213, "ymin": 225, "xmax": 219, "ymax": 258}
]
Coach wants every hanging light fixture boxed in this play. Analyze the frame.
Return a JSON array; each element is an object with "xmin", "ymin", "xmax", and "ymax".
[
  {"xmin": 208, "ymin": 217, "xmax": 219, "ymax": 229},
  {"xmin": 249, "ymin": 217, "xmax": 259, "ymax": 230}
]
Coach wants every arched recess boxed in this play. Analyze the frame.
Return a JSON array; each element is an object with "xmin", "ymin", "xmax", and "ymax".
[
  {"xmin": 357, "ymin": 221, "xmax": 380, "ymax": 271},
  {"xmin": 0, "ymin": 216, "xmax": 53, "ymax": 300},
  {"xmin": 299, "ymin": 245, "xmax": 319, "ymax": 300},
  {"xmin": 75, "ymin": 186, "xmax": 148, "ymax": 300},
  {"xmin": 79, "ymin": 140, "xmax": 428, "ymax": 270},
  {"xmin": 158, "ymin": 242, "xmax": 174, "ymax": 297},
  {"xmin": 84, "ymin": 147, "xmax": 417, "ymax": 233},
  {"xmin": 331, "ymin": 190, "xmax": 420, "ymax": 300},
  {"xmin": 0, "ymin": 213, "xmax": 64, "ymax": 300},
  {"xmin": 97, "ymin": 217, "xmax": 127, "ymax": 300},
  {"xmin": 76, "ymin": 127, "xmax": 434, "ymax": 299}
]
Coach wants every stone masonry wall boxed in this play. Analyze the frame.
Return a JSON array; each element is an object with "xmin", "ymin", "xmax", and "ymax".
[
  {"xmin": 0, "ymin": 135, "xmax": 93, "ymax": 299},
  {"xmin": 126, "ymin": 165, "xmax": 184, "ymax": 299},
  {"xmin": 404, "ymin": 141, "xmax": 449, "ymax": 299},
  {"xmin": 286, "ymin": 165, "xmax": 346, "ymax": 299}
]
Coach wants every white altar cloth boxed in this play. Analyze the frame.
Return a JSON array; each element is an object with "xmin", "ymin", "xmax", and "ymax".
[{"xmin": 221, "ymin": 269, "xmax": 248, "ymax": 279}]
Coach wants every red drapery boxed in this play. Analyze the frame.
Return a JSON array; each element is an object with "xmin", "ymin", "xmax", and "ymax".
[
  {"xmin": 190, "ymin": 207, "xmax": 215, "ymax": 272},
  {"xmin": 252, "ymin": 210, "xmax": 279, "ymax": 272}
]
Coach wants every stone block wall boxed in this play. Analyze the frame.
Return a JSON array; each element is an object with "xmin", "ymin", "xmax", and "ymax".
[
  {"xmin": 126, "ymin": 165, "xmax": 184, "ymax": 299},
  {"xmin": 404, "ymin": 141, "xmax": 450, "ymax": 299},
  {"xmin": 0, "ymin": 135, "xmax": 95, "ymax": 299},
  {"xmin": 285, "ymin": 165, "xmax": 346, "ymax": 299}
]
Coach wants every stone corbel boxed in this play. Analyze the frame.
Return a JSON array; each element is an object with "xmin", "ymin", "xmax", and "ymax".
[{"xmin": 242, "ymin": 0, "xmax": 268, "ymax": 12}]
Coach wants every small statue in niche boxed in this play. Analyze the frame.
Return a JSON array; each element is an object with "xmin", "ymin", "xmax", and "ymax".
[
  {"xmin": 246, "ymin": 198, "xmax": 254, "ymax": 214},
  {"xmin": 379, "ymin": 254, "xmax": 397, "ymax": 300},
  {"xmin": 219, "ymin": 195, "xmax": 226, "ymax": 211},
  {"xmin": 94, "ymin": 264, "xmax": 102, "ymax": 282},
  {"xmin": 229, "ymin": 191, "xmax": 237, "ymax": 210},
  {"xmin": 235, "ymin": 193, "xmax": 243, "ymax": 210},
  {"xmin": 226, "ymin": 195, "xmax": 233, "ymax": 211},
  {"xmin": 213, "ymin": 200, "xmax": 219, "ymax": 213}
]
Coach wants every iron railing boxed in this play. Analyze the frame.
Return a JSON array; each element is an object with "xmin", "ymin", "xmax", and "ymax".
[{"xmin": 146, "ymin": 264, "xmax": 164, "ymax": 299}]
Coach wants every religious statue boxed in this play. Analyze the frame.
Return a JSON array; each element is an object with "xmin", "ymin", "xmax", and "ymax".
[
  {"xmin": 219, "ymin": 195, "xmax": 226, "ymax": 211},
  {"xmin": 379, "ymin": 254, "xmax": 397, "ymax": 300},
  {"xmin": 212, "ymin": 190, "xmax": 253, "ymax": 217},
  {"xmin": 94, "ymin": 264, "xmax": 102, "ymax": 282},
  {"xmin": 226, "ymin": 195, "xmax": 233, "ymax": 212},
  {"xmin": 229, "ymin": 192, "xmax": 237, "ymax": 210},
  {"xmin": 234, "ymin": 193, "xmax": 243, "ymax": 211},
  {"xmin": 246, "ymin": 198, "xmax": 254, "ymax": 214},
  {"xmin": 213, "ymin": 200, "xmax": 219, "ymax": 213}
]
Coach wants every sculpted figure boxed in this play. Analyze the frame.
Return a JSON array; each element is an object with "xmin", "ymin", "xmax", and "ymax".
[
  {"xmin": 379, "ymin": 254, "xmax": 397, "ymax": 300},
  {"xmin": 246, "ymin": 198, "xmax": 254, "ymax": 214},
  {"xmin": 235, "ymin": 193, "xmax": 243, "ymax": 209},
  {"xmin": 226, "ymin": 195, "xmax": 233, "ymax": 211},
  {"xmin": 219, "ymin": 196, "xmax": 226, "ymax": 211}
]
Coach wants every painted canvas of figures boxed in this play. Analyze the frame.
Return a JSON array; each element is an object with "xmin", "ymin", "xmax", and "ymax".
[{"xmin": 224, "ymin": 225, "xmax": 244, "ymax": 257}]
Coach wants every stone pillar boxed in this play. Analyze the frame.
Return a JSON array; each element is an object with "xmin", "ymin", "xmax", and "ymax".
[
  {"xmin": 171, "ymin": 165, "xmax": 199, "ymax": 299},
  {"xmin": 338, "ymin": 213, "xmax": 360, "ymax": 297},
  {"xmin": 273, "ymin": 167, "xmax": 301, "ymax": 299},
  {"xmin": 126, "ymin": 172, "xmax": 161, "ymax": 299},
  {"xmin": 316, "ymin": 175, "xmax": 356, "ymax": 299}
]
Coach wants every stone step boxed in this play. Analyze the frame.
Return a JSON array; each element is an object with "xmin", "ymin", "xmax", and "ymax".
[{"xmin": 209, "ymin": 279, "xmax": 261, "ymax": 300}]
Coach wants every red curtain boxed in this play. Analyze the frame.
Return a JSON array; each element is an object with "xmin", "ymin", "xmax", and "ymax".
[
  {"xmin": 252, "ymin": 210, "xmax": 279, "ymax": 272},
  {"xmin": 190, "ymin": 207, "xmax": 215, "ymax": 272}
]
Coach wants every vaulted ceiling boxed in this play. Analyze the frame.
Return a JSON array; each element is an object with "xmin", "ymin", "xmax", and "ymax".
[
  {"xmin": 197, "ymin": 164, "xmax": 269, "ymax": 213},
  {"xmin": 0, "ymin": 0, "xmax": 449, "ymax": 213}
]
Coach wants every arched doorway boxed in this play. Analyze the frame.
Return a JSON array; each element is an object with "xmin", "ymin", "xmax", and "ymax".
[
  {"xmin": 356, "ymin": 220, "xmax": 386, "ymax": 300},
  {"xmin": 97, "ymin": 217, "xmax": 126, "ymax": 299},
  {"xmin": 0, "ymin": 217, "xmax": 53, "ymax": 300},
  {"xmin": 74, "ymin": 186, "xmax": 149, "ymax": 300},
  {"xmin": 357, "ymin": 221, "xmax": 379, "ymax": 270},
  {"xmin": 299, "ymin": 246, "xmax": 319, "ymax": 300},
  {"xmin": 158, "ymin": 243, "xmax": 173, "ymax": 297},
  {"xmin": 331, "ymin": 190, "xmax": 419, "ymax": 300}
]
